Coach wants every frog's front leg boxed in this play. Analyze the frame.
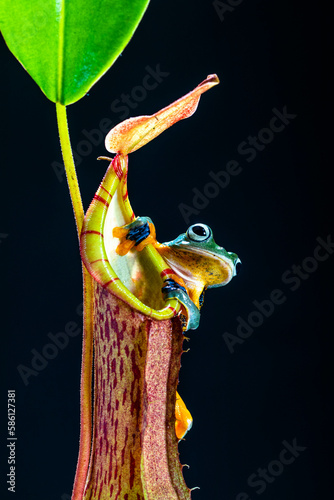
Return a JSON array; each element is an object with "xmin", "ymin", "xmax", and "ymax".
[{"xmin": 113, "ymin": 216, "xmax": 156, "ymax": 256}]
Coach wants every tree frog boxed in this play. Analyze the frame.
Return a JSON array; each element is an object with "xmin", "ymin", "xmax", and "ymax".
[
  {"xmin": 115, "ymin": 218, "xmax": 241, "ymax": 440},
  {"xmin": 115, "ymin": 218, "xmax": 241, "ymax": 319}
]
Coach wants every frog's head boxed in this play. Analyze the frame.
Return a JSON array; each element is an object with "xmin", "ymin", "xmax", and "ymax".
[{"xmin": 160, "ymin": 223, "xmax": 241, "ymax": 296}]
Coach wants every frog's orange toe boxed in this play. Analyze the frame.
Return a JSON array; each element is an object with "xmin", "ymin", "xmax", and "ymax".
[
  {"xmin": 116, "ymin": 239, "xmax": 135, "ymax": 256},
  {"xmin": 175, "ymin": 392, "xmax": 193, "ymax": 440},
  {"xmin": 175, "ymin": 418, "xmax": 193, "ymax": 440},
  {"xmin": 113, "ymin": 226, "xmax": 129, "ymax": 238},
  {"xmin": 113, "ymin": 225, "xmax": 135, "ymax": 255}
]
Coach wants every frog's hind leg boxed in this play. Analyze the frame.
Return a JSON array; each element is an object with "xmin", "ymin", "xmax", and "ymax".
[{"xmin": 175, "ymin": 392, "xmax": 193, "ymax": 440}]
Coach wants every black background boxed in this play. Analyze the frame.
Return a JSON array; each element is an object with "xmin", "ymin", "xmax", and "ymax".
[{"xmin": 1, "ymin": 0, "xmax": 333, "ymax": 499}]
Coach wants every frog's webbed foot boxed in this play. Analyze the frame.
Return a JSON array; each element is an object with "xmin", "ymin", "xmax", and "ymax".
[
  {"xmin": 113, "ymin": 216, "xmax": 156, "ymax": 256},
  {"xmin": 161, "ymin": 278, "xmax": 187, "ymax": 295},
  {"xmin": 162, "ymin": 278, "xmax": 201, "ymax": 331},
  {"xmin": 175, "ymin": 391, "xmax": 193, "ymax": 440}
]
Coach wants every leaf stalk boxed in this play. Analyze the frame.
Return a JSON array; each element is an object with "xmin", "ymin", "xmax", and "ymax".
[{"xmin": 56, "ymin": 102, "xmax": 94, "ymax": 500}]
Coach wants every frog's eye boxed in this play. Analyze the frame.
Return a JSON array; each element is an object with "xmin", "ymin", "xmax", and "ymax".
[{"xmin": 187, "ymin": 224, "xmax": 212, "ymax": 242}]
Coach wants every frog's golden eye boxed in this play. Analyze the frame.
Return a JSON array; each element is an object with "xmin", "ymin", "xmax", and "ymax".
[{"xmin": 187, "ymin": 224, "xmax": 212, "ymax": 242}]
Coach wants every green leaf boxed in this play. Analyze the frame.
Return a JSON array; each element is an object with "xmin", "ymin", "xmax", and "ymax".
[{"xmin": 0, "ymin": 0, "xmax": 150, "ymax": 105}]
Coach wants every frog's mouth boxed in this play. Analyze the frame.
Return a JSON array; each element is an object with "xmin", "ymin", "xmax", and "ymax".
[{"xmin": 160, "ymin": 246, "xmax": 236, "ymax": 288}]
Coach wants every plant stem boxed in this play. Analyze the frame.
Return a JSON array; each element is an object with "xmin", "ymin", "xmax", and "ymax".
[
  {"xmin": 55, "ymin": 103, "xmax": 84, "ymax": 234},
  {"xmin": 56, "ymin": 103, "xmax": 94, "ymax": 500},
  {"xmin": 73, "ymin": 267, "xmax": 94, "ymax": 500}
]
